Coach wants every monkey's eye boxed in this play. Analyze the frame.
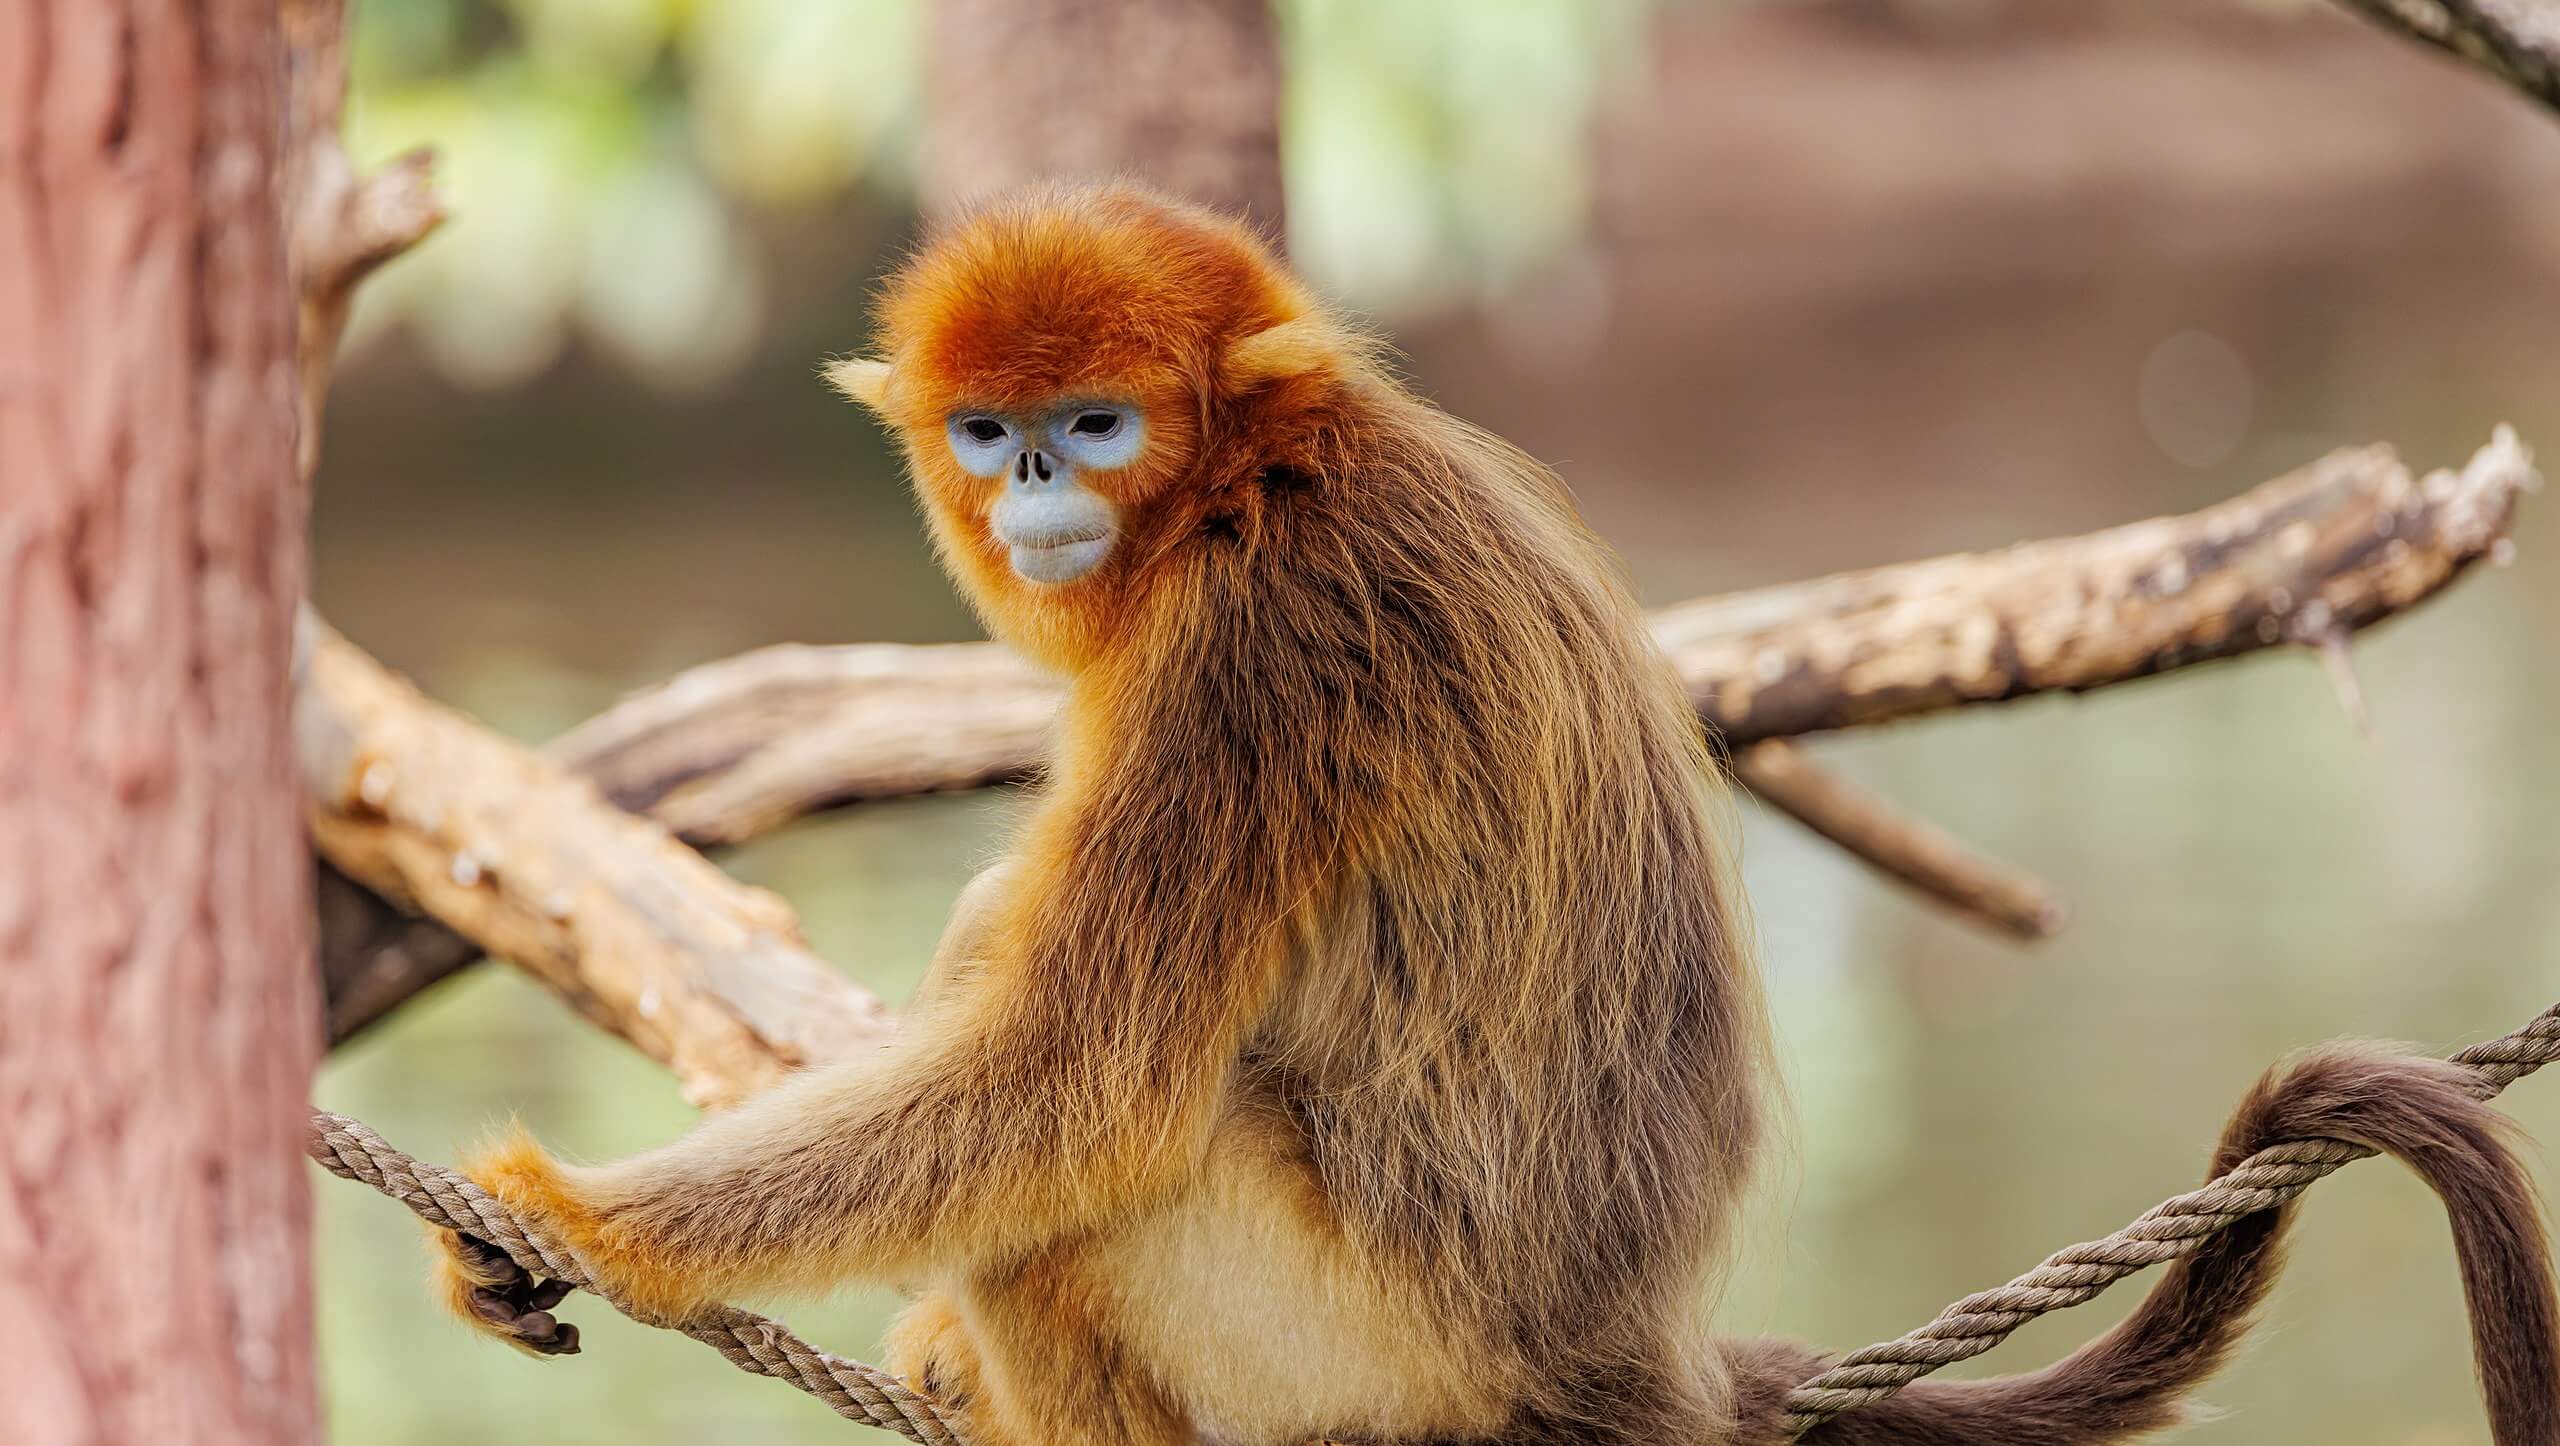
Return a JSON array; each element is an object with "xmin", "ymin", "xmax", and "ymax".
[
  {"xmin": 959, "ymin": 417, "xmax": 1008, "ymax": 444},
  {"xmin": 1070, "ymin": 410, "xmax": 1122, "ymax": 439}
]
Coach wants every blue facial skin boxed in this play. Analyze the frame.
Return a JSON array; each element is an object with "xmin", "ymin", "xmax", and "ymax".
[{"xmin": 945, "ymin": 403, "xmax": 1145, "ymax": 585}]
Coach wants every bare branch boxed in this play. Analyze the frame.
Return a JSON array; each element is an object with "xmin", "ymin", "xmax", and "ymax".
[
  {"xmin": 558, "ymin": 643, "xmax": 1060, "ymax": 847},
  {"xmin": 320, "ymin": 644, "xmax": 1058, "ymax": 1043},
  {"xmin": 279, "ymin": 0, "xmax": 458, "ymax": 1036},
  {"xmin": 296, "ymin": 613, "xmax": 892, "ymax": 1106},
  {"xmin": 318, "ymin": 865, "xmax": 489, "ymax": 1040},
  {"xmin": 2334, "ymin": 0, "xmax": 2560, "ymax": 114},
  {"xmin": 279, "ymin": 0, "xmax": 444, "ymax": 478},
  {"xmin": 1653, "ymin": 431, "xmax": 2533, "ymax": 741},
  {"xmin": 1732, "ymin": 742, "xmax": 2066, "ymax": 941}
]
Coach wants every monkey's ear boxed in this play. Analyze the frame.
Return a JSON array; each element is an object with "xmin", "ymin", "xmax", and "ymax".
[
  {"xmin": 824, "ymin": 357, "xmax": 892, "ymax": 410},
  {"xmin": 1220, "ymin": 316, "xmax": 1343, "ymax": 393}
]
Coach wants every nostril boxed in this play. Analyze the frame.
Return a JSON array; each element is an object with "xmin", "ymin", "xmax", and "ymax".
[
  {"xmin": 1014, "ymin": 452, "xmax": 1029, "ymax": 483},
  {"xmin": 1033, "ymin": 452, "xmax": 1054, "ymax": 482}
]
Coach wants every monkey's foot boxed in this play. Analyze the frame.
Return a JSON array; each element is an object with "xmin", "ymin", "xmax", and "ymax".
[{"xmin": 432, "ymin": 1226, "xmax": 583, "ymax": 1357}]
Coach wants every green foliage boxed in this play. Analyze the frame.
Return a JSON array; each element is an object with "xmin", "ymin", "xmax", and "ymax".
[
  {"xmin": 345, "ymin": 0, "xmax": 1652, "ymax": 389},
  {"xmin": 1283, "ymin": 0, "xmax": 1652, "ymax": 308}
]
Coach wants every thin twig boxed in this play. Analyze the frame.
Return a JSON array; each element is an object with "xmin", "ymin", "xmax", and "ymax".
[
  {"xmin": 1732, "ymin": 741, "xmax": 2066, "ymax": 940},
  {"xmin": 280, "ymin": 0, "xmax": 443, "ymax": 477},
  {"xmin": 2305, "ymin": 627, "xmax": 2383, "ymax": 750}
]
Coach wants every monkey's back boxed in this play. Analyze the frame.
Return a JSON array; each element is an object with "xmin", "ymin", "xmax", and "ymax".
[{"xmin": 1226, "ymin": 390, "xmax": 1771, "ymax": 1414}]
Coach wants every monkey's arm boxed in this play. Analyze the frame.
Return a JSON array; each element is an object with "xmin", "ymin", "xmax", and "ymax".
[
  {"xmin": 434, "ymin": 547, "xmax": 1359, "ymax": 1345},
  {"xmin": 444, "ymin": 943, "xmax": 1282, "ymax": 1337},
  {"xmin": 436, "ymin": 856, "xmax": 1039, "ymax": 1350},
  {"xmin": 437, "ymin": 725, "xmax": 1321, "ymax": 1339}
]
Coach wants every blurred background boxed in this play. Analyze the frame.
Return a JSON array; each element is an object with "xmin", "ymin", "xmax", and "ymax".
[{"xmin": 312, "ymin": 0, "xmax": 2560, "ymax": 1441}]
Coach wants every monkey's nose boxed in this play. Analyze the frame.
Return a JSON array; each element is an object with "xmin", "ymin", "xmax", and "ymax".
[{"xmin": 1012, "ymin": 449, "xmax": 1057, "ymax": 486}]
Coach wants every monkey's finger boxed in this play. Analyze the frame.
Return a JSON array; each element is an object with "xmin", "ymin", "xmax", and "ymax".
[
  {"xmin": 447, "ymin": 1230, "xmax": 531, "ymax": 1291},
  {"xmin": 466, "ymin": 1284, "xmax": 526, "ymax": 1330},
  {"xmin": 466, "ymin": 1286, "xmax": 584, "ymax": 1357},
  {"xmin": 511, "ymin": 1315, "xmax": 578, "ymax": 1356},
  {"xmin": 523, "ymin": 1276, "xmax": 575, "ymax": 1311},
  {"xmin": 512, "ymin": 1310, "xmax": 581, "ymax": 1356}
]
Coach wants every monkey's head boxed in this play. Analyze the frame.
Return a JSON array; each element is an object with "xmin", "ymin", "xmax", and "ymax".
[{"xmin": 830, "ymin": 183, "xmax": 1352, "ymax": 670}]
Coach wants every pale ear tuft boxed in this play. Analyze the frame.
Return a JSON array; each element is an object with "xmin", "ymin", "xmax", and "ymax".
[
  {"xmin": 1220, "ymin": 316, "xmax": 1344, "ymax": 392},
  {"xmin": 824, "ymin": 357, "xmax": 892, "ymax": 409}
]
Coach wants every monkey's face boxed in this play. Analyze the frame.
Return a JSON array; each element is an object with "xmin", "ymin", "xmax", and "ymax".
[
  {"xmin": 833, "ymin": 184, "xmax": 1311, "ymax": 671},
  {"xmin": 941, "ymin": 401, "xmax": 1143, "ymax": 586},
  {"xmin": 890, "ymin": 367, "xmax": 1204, "ymax": 670},
  {"xmin": 922, "ymin": 380, "xmax": 1197, "ymax": 597}
]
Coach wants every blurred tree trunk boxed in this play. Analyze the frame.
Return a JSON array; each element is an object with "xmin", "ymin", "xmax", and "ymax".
[
  {"xmin": 0, "ymin": 3, "xmax": 320, "ymax": 1442},
  {"xmin": 924, "ymin": 0, "xmax": 1287, "ymax": 234}
]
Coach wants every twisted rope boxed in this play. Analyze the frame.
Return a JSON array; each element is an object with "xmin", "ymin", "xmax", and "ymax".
[
  {"xmin": 310, "ymin": 999, "xmax": 2560, "ymax": 1443},
  {"xmin": 1778, "ymin": 999, "xmax": 2560, "ymax": 1436},
  {"xmin": 304, "ymin": 1112, "xmax": 971, "ymax": 1444}
]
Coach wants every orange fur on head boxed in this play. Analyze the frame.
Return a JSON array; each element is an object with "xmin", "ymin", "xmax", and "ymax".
[{"xmin": 849, "ymin": 183, "xmax": 1329, "ymax": 671}]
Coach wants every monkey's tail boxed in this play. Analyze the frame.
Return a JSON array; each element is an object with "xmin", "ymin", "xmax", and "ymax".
[{"xmin": 1722, "ymin": 1044, "xmax": 2560, "ymax": 1445}]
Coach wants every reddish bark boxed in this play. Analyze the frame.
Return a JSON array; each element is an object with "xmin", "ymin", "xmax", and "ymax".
[{"xmin": 0, "ymin": 3, "xmax": 319, "ymax": 1443}]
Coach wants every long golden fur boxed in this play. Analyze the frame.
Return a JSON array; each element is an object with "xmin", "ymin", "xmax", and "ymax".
[{"xmin": 433, "ymin": 183, "xmax": 2559, "ymax": 1445}]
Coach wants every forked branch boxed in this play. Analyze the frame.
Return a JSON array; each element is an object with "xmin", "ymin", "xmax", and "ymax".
[{"xmin": 280, "ymin": 0, "xmax": 443, "ymax": 476}]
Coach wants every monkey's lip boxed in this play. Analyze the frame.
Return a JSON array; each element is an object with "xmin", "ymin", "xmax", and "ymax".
[
  {"xmin": 1001, "ymin": 526, "xmax": 1113, "ymax": 551},
  {"xmin": 1004, "ymin": 530, "xmax": 1115, "ymax": 584}
]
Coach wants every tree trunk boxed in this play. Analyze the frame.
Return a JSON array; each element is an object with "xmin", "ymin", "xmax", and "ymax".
[
  {"xmin": 0, "ymin": 3, "xmax": 319, "ymax": 1442},
  {"xmin": 924, "ymin": 0, "xmax": 1287, "ymax": 232}
]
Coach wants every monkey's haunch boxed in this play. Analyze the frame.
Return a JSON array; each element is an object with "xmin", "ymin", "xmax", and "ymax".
[{"xmin": 311, "ymin": 996, "xmax": 2560, "ymax": 1445}]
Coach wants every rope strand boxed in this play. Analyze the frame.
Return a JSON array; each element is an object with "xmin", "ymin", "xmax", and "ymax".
[
  {"xmin": 305, "ymin": 1112, "xmax": 969, "ymax": 1443},
  {"xmin": 307, "ymin": 999, "xmax": 2560, "ymax": 1443}
]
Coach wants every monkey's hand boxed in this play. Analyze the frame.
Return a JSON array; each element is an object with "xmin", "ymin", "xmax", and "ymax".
[
  {"xmin": 428, "ymin": 1223, "xmax": 581, "ymax": 1357},
  {"xmin": 426, "ymin": 1123, "xmax": 705, "ymax": 1356}
]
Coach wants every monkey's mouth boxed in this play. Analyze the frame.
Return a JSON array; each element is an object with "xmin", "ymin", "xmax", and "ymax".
[{"xmin": 1004, "ymin": 530, "xmax": 1115, "ymax": 585}]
